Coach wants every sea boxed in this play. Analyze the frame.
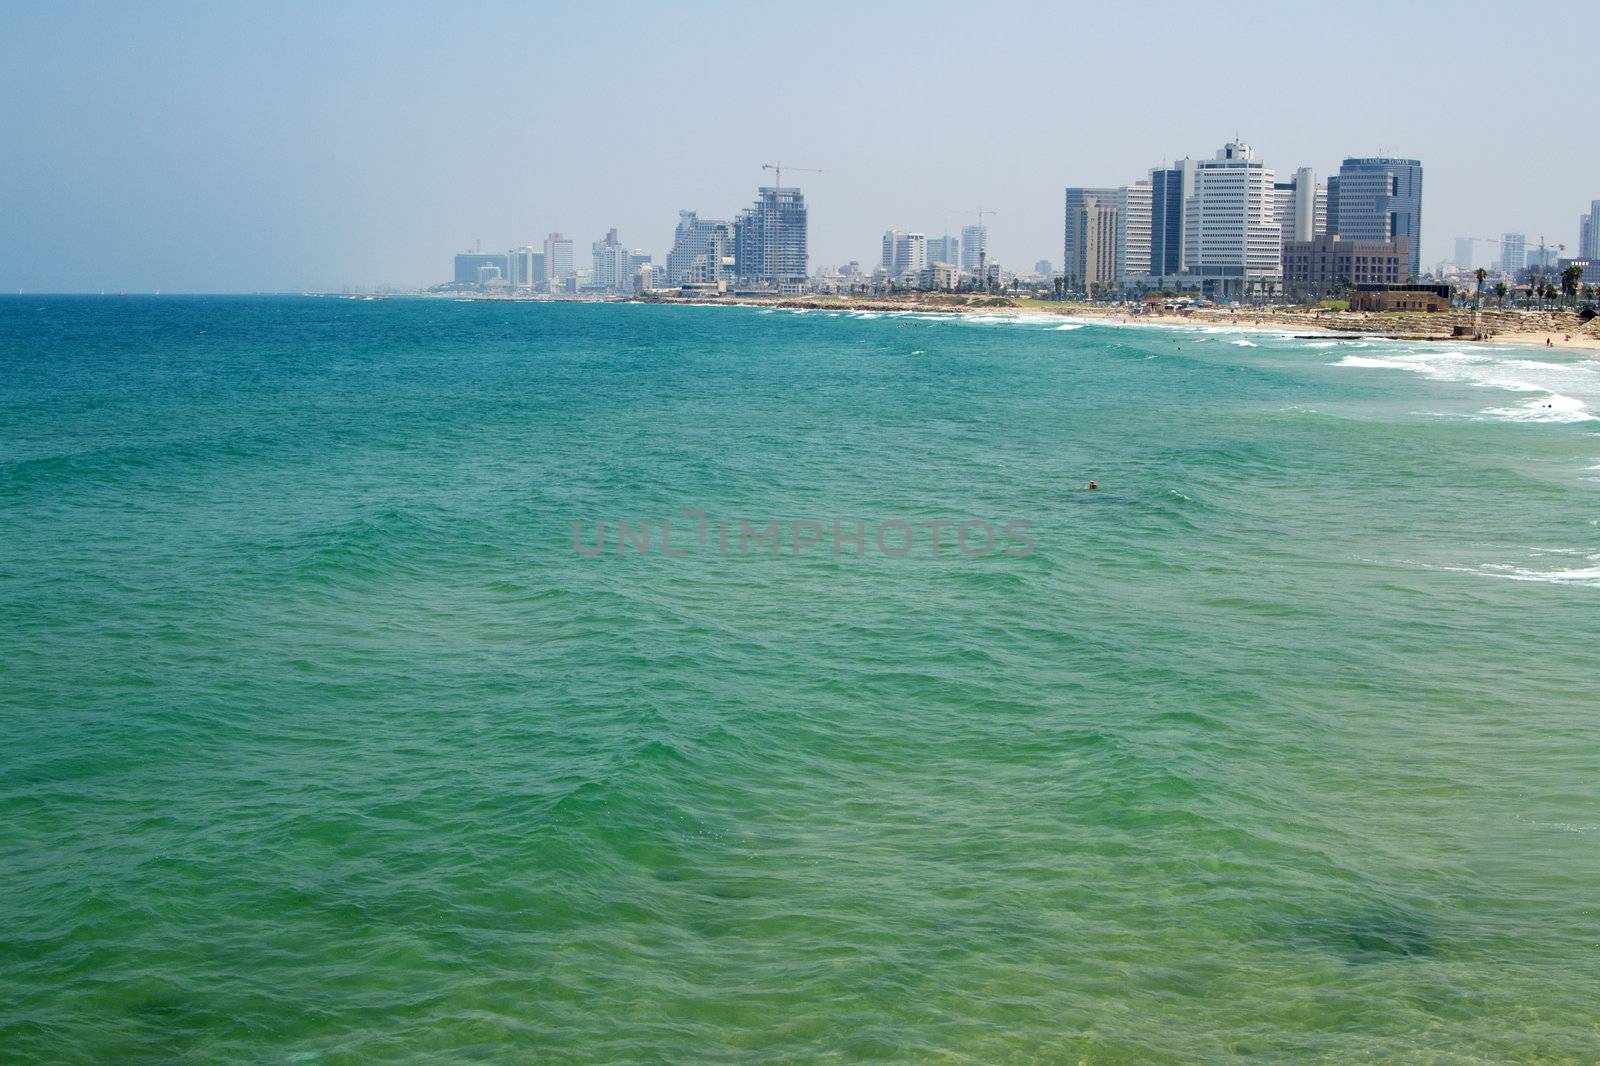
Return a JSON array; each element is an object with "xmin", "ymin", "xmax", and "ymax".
[{"xmin": 2, "ymin": 296, "xmax": 1598, "ymax": 1062}]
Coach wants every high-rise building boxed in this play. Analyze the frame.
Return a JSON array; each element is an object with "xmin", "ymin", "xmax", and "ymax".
[
  {"xmin": 1074, "ymin": 195, "xmax": 1120, "ymax": 292},
  {"xmin": 1274, "ymin": 169, "xmax": 1327, "ymax": 277},
  {"xmin": 543, "ymin": 233, "xmax": 575, "ymax": 284},
  {"xmin": 508, "ymin": 246, "xmax": 541, "ymax": 289},
  {"xmin": 1116, "ymin": 182, "xmax": 1152, "ymax": 281},
  {"xmin": 880, "ymin": 230, "xmax": 926, "ymax": 277},
  {"xmin": 1062, "ymin": 187, "xmax": 1119, "ymax": 288},
  {"xmin": 960, "ymin": 225, "xmax": 987, "ymax": 274},
  {"xmin": 1034, "ymin": 259, "xmax": 1053, "ymax": 275},
  {"xmin": 666, "ymin": 211, "xmax": 734, "ymax": 285},
  {"xmin": 1331, "ymin": 157, "xmax": 1423, "ymax": 278},
  {"xmin": 1274, "ymin": 168, "xmax": 1325, "ymax": 246},
  {"xmin": 454, "ymin": 252, "xmax": 510, "ymax": 287},
  {"xmin": 1582, "ymin": 201, "xmax": 1600, "ymax": 258},
  {"xmin": 1501, "ymin": 233, "xmax": 1526, "ymax": 275},
  {"xmin": 1149, "ymin": 159, "xmax": 1196, "ymax": 279},
  {"xmin": 927, "ymin": 234, "xmax": 960, "ymax": 268},
  {"xmin": 590, "ymin": 228, "xmax": 629, "ymax": 292},
  {"xmin": 734, "ymin": 186, "xmax": 808, "ymax": 290},
  {"xmin": 1183, "ymin": 141, "xmax": 1281, "ymax": 296},
  {"xmin": 1453, "ymin": 237, "xmax": 1475, "ymax": 270}
]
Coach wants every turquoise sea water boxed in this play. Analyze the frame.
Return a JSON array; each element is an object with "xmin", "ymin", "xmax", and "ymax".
[{"xmin": 3, "ymin": 296, "xmax": 1599, "ymax": 1063}]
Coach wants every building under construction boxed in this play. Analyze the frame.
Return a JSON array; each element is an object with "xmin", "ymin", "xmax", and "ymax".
[{"xmin": 734, "ymin": 187, "xmax": 808, "ymax": 292}]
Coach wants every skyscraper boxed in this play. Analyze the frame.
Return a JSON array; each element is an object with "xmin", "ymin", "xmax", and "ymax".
[
  {"xmin": 926, "ymin": 234, "xmax": 960, "ymax": 268},
  {"xmin": 1183, "ymin": 141, "xmax": 1280, "ymax": 296},
  {"xmin": 1117, "ymin": 181, "xmax": 1152, "ymax": 281},
  {"xmin": 543, "ymin": 233, "xmax": 575, "ymax": 285},
  {"xmin": 1331, "ymin": 157, "xmax": 1424, "ymax": 278},
  {"xmin": 960, "ymin": 225, "xmax": 987, "ymax": 274},
  {"xmin": 1148, "ymin": 159, "xmax": 1196, "ymax": 279},
  {"xmin": 1274, "ymin": 168, "xmax": 1324, "ymax": 247},
  {"xmin": 590, "ymin": 228, "xmax": 629, "ymax": 292},
  {"xmin": 508, "ymin": 246, "xmax": 540, "ymax": 289},
  {"xmin": 734, "ymin": 186, "xmax": 807, "ymax": 290},
  {"xmin": 1062, "ymin": 187, "xmax": 1119, "ymax": 288},
  {"xmin": 666, "ymin": 211, "xmax": 735, "ymax": 285},
  {"xmin": 1454, "ymin": 237, "xmax": 1475, "ymax": 270},
  {"xmin": 880, "ymin": 230, "xmax": 926, "ymax": 277},
  {"xmin": 1501, "ymin": 233, "xmax": 1526, "ymax": 275},
  {"xmin": 1274, "ymin": 168, "xmax": 1326, "ymax": 277},
  {"xmin": 1582, "ymin": 201, "xmax": 1600, "ymax": 258},
  {"xmin": 1073, "ymin": 195, "xmax": 1119, "ymax": 292}
]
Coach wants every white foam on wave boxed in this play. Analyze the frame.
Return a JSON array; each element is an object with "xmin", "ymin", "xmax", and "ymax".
[
  {"xmin": 959, "ymin": 313, "xmax": 1028, "ymax": 325},
  {"xmin": 1231, "ymin": 339, "xmax": 1259, "ymax": 347},
  {"xmin": 1332, "ymin": 348, "xmax": 1600, "ymax": 424},
  {"xmin": 1402, "ymin": 549, "xmax": 1600, "ymax": 589},
  {"xmin": 1467, "ymin": 562, "xmax": 1600, "ymax": 587},
  {"xmin": 1052, "ymin": 323, "xmax": 1085, "ymax": 331},
  {"xmin": 1482, "ymin": 393, "xmax": 1596, "ymax": 424}
]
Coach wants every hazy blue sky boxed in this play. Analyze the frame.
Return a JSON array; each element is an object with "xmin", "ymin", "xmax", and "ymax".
[{"xmin": 3, "ymin": 1, "xmax": 1595, "ymax": 292}]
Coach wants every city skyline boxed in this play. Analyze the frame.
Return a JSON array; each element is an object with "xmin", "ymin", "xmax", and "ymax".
[{"xmin": 2, "ymin": 1, "xmax": 1596, "ymax": 292}]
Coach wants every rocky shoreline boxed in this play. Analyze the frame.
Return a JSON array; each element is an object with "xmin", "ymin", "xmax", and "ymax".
[{"xmin": 630, "ymin": 293, "xmax": 1600, "ymax": 351}]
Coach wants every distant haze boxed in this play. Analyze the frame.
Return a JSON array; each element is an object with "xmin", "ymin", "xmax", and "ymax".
[{"xmin": 2, "ymin": 1, "xmax": 1594, "ymax": 293}]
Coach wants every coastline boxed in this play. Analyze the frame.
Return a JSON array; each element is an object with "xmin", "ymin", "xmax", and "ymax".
[{"xmin": 617, "ymin": 293, "xmax": 1600, "ymax": 353}]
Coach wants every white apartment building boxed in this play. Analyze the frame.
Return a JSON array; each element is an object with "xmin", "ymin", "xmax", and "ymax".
[
  {"xmin": 543, "ymin": 232, "xmax": 575, "ymax": 284},
  {"xmin": 880, "ymin": 230, "xmax": 927, "ymax": 277},
  {"xmin": 1117, "ymin": 181, "xmax": 1152, "ymax": 281}
]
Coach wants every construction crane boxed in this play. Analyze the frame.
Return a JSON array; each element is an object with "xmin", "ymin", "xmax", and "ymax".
[
  {"xmin": 951, "ymin": 207, "xmax": 996, "ymax": 291},
  {"xmin": 761, "ymin": 162, "xmax": 825, "ymax": 292},
  {"xmin": 1460, "ymin": 235, "xmax": 1564, "ymax": 275}
]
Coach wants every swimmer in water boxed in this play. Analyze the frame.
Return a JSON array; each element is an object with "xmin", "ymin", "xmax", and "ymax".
[{"xmin": 1088, "ymin": 481, "xmax": 1098, "ymax": 491}]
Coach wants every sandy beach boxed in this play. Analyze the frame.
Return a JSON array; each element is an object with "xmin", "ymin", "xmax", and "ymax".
[{"xmin": 631, "ymin": 293, "xmax": 1600, "ymax": 353}]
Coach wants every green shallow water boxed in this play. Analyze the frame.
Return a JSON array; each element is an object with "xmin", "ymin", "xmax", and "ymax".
[{"xmin": 2, "ymin": 296, "xmax": 1599, "ymax": 1062}]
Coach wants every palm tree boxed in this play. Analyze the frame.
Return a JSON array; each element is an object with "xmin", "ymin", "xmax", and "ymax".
[
  {"xmin": 1561, "ymin": 264, "xmax": 1583, "ymax": 304},
  {"xmin": 1493, "ymin": 281, "xmax": 1507, "ymax": 307},
  {"xmin": 1474, "ymin": 267, "xmax": 1487, "ymax": 309}
]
